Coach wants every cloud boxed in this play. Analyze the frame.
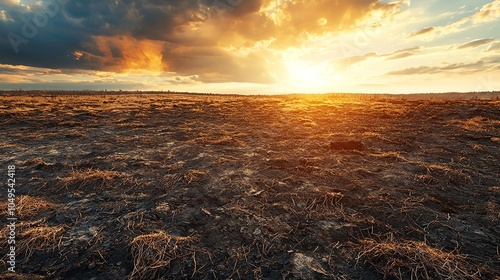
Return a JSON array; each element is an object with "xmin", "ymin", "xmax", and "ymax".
[
  {"xmin": 330, "ymin": 52, "xmax": 377, "ymax": 70},
  {"xmin": 486, "ymin": 42, "xmax": 500, "ymax": 52},
  {"xmin": 409, "ymin": 27, "xmax": 435, "ymax": 37},
  {"xmin": 386, "ymin": 56, "xmax": 500, "ymax": 75},
  {"xmin": 0, "ymin": 10, "xmax": 14, "ymax": 22},
  {"xmin": 331, "ymin": 46, "xmax": 421, "ymax": 70},
  {"xmin": 410, "ymin": 0, "xmax": 500, "ymax": 40},
  {"xmin": 0, "ymin": 81, "xmax": 146, "ymax": 91},
  {"xmin": 79, "ymin": 35, "xmax": 166, "ymax": 72},
  {"xmin": 1, "ymin": 0, "xmax": 20, "ymax": 5},
  {"xmin": 457, "ymin": 38, "xmax": 496, "ymax": 49},
  {"xmin": 384, "ymin": 47, "xmax": 421, "ymax": 60},
  {"xmin": 0, "ymin": 0, "xmax": 408, "ymax": 84},
  {"xmin": 259, "ymin": 0, "xmax": 406, "ymax": 47},
  {"xmin": 0, "ymin": 63, "xmax": 202, "ymax": 90},
  {"xmin": 472, "ymin": 0, "xmax": 500, "ymax": 23},
  {"xmin": 163, "ymin": 45, "xmax": 284, "ymax": 83}
]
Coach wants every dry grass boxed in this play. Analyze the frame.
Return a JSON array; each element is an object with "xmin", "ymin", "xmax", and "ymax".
[
  {"xmin": 129, "ymin": 231, "xmax": 195, "ymax": 279},
  {"xmin": 25, "ymin": 157, "xmax": 54, "ymax": 168},
  {"xmin": 448, "ymin": 116, "xmax": 500, "ymax": 133},
  {"xmin": 415, "ymin": 163, "xmax": 472, "ymax": 184},
  {"xmin": 356, "ymin": 239, "xmax": 480, "ymax": 280},
  {"xmin": 17, "ymin": 196, "xmax": 58, "ymax": 219},
  {"xmin": 161, "ymin": 170, "xmax": 209, "ymax": 189},
  {"xmin": 0, "ymin": 195, "xmax": 57, "ymax": 219},
  {"xmin": 56, "ymin": 168, "xmax": 130, "ymax": 191},
  {"xmin": 183, "ymin": 169, "xmax": 209, "ymax": 185},
  {"xmin": 18, "ymin": 225, "xmax": 65, "ymax": 262},
  {"xmin": 1, "ymin": 93, "xmax": 498, "ymax": 278}
]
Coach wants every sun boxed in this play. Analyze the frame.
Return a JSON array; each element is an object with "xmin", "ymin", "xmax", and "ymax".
[{"xmin": 285, "ymin": 59, "xmax": 334, "ymax": 90}]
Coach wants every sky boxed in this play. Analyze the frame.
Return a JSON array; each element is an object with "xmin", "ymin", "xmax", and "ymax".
[{"xmin": 0, "ymin": 0, "xmax": 499, "ymax": 94}]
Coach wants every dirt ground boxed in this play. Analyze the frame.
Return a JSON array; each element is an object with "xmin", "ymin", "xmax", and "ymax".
[{"xmin": 0, "ymin": 92, "xmax": 499, "ymax": 279}]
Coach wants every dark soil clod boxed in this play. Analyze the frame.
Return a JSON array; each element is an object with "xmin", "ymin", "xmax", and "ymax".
[{"xmin": 329, "ymin": 141, "xmax": 365, "ymax": 151}]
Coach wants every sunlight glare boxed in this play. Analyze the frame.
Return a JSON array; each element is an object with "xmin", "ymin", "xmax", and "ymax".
[{"xmin": 285, "ymin": 59, "xmax": 334, "ymax": 90}]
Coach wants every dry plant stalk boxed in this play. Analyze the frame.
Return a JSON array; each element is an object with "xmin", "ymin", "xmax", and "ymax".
[
  {"xmin": 16, "ymin": 196, "xmax": 58, "ymax": 219},
  {"xmin": 0, "ymin": 195, "xmax": 59, "ymax": 219},
  {"xmin": 184, "ymin": 170, "xmax": 208, "ymax": 185},
  {"xmin": 459, "ymin": 116, "xmax": 500, "ymax": 133},
  {"xmin": 356, "ymin": 239, "xmax": 480, "ymax": 280},
  {"xmin": 57, "ymin": 169, "xmax": 125, "ymax": 190},
  {"xmin": 129, "ymin": 231, "xmax": 194, "ymax": 279},
  {"xmin": 18, "ymin": 226, "xmax": 65, "ymax": 262}
]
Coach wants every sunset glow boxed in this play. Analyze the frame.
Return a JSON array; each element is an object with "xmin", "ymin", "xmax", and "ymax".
[{"xmin": 0, "ymin": 0, "xmax": 499, "ymax": 93}]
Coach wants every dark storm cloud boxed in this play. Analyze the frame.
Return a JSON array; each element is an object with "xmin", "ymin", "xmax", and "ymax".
[
  {"xmin": 0, "ymin": 0, "xmax": 406, "ymax": 83},
  {"xmin": 0, "ymin": 0, "xmax": 275, "ymax": 82},
  {"xmin": 0, "ymin": 1, "xmax": 205, "ymax": 68},
  {"xmin": 0, "ymin": 1, "xmax": 86, "ymax": 68}
]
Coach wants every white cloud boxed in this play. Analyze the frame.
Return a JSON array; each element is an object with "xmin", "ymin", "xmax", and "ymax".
[
  {"xmin": 0, "ymin": 10, "xmax": 13, "ymax": 22},
  {"xmin": 3, "ymin": 0, "xmax": 21, "ymax": 5},
  {"xmin": 472, "ymin": 0, "xmax": 500, "ymax": 23},
  {"xmin": 410, "ymin": 0, "xmax": 500, "ymax": 41}
]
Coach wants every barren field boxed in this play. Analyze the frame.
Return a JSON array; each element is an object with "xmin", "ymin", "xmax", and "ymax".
[{"xmin": 0, "ymin": 93, "xmax": 499, "ymax": 279}]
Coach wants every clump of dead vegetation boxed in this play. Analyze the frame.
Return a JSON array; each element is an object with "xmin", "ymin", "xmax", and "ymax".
[
  {"xmin": 55, "ymin": 168, "xmax": 134, "ymax": 191},
  {"xmin": 129, "ymin": 231, "xmax": 197, "ymax": 279},
  {"xmin": 0, "ymin": 219, "xmax": 66, "ymax": 264},
  {"xmin": 25, "ymin": 158, "xmax": 55, "ymax": 169},
  {"xmin": 458, "ymin": 116, "xmax": 500, "ymax": 133},
  {"xmin": 355, "ymin": 239, "xmax": 480, "ymax": 280},
  {"xmin": 414, "ymin": 163, "xmax": 472, "ymax": 185},
  {"xmin": 18, "ymin": 225, "xmax": 65, "ymax": 262},
  {"xmin": 17, "ymin": 195, "xmax": 59, "ymax": 219},
  {"xmin": 0, "ymin": 195, "xmax": 57, "ymax": 219},
  {"xmin": 163, "ymin": 169, "xmax": 209, "ymax": 189}
]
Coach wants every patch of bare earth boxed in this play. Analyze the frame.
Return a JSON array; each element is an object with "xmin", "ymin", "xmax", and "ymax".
[{"xmin": 0, "ymin": 93, "xmax": 499, "ymax": 279}]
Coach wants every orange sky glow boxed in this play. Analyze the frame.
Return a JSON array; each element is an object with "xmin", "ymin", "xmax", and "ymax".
[{"xmin": 0, "ymin": 0, "xmax": 499, "ymax": 93}]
